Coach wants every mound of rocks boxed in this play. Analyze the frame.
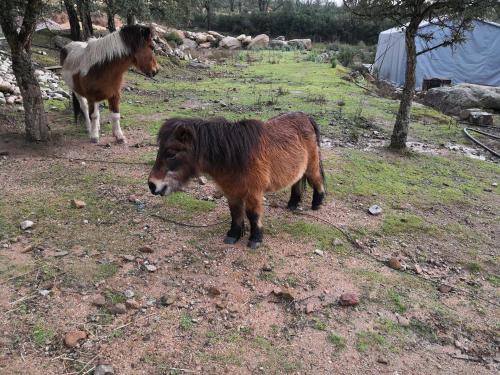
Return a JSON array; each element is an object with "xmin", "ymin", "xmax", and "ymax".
[
  {"xmin": 0, "ymin": 54, "xmax": 69, "ymax": 107},
  {"xmin": 422, "ymin": 83, "xmax": 500, "ymax": 115}
]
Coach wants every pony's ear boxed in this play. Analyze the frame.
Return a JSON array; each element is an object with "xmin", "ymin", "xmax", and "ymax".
[{"xmin": 174, "ymin": 125, "xmax": 194, "ymax": 145}]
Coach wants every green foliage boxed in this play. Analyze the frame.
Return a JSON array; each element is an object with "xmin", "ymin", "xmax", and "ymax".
[
  {"xmin": 356, "ymin": 331, "xmax": 385, "ymax": 352},
  {"xmin": 327, "ymin": 333, "xmax": 346, "ymax": 351},
  {"xmin": 338, "ymin": 46, "xmax": 355, "ymax": 67},
  {"xmin": 164, "ymin": 192, "xmax": 216, "ymax": 214},
  {"xmin": 32, "ymin": 325, "xmax": 55, "ymax": 346},
  {"xmin": 165, "ymin": 31, "xmax": 183, "ymax": 46},
  {"xmin": 180, "ymin": 313, "xmax": 194, "ymax": 331},
  {"xmin": 330, "ymin": 57, "xmax": 337, "ymax": 68}
]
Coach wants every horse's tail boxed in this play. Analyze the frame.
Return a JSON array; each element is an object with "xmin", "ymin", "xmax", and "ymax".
[
  {"xmin": 72, "ymin": 93, "xmax": 81, "ymax": 124},
  {"xmin": 308, "ymin": 115, "xmax": 326, "ymax": 192}
]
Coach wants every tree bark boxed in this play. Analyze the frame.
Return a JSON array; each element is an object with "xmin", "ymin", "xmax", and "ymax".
[
  {"xmin": 390, "ymin": 25, "xmax": 418, "ymax": 150},
  {"xmin": 0, "ymin": 0, "xmax": 50, "ymax": 142},
  {"xmin": 63, "ymin": 0, "xmax": 81, "ymax": 41},
  {"xmin": 105, "ymin": 0, "xmax": 116, "ymax": 32},
  {"xmin": 77, "ymin": 0, "xmax": 93, "ymax": 40}
]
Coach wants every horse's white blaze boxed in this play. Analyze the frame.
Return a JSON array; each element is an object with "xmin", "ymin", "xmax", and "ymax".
[
  {"xmin": 110, "ymin": 112, "xmax": 125, "ymax": 142},
  {"xmin": 61, "ymin": 32, "xmax": 129, "ymax": 77}
]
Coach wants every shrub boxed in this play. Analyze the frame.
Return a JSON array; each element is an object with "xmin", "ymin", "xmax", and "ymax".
[
  {"xmin": 165, "ymin": 31, "xmax": 183, "ymax": 46},
  {"xmin": 338, "ymin": 46, "xmax": 354, "ymax": 67},
  {"xmin": 331, "ymin": 57, "xmax": 337, "ymax": 68}
]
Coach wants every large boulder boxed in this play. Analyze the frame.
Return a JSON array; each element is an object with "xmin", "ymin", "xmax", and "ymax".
[
  {"xmin": 180, "ymin": 38, "xmax": 198, "ymax": 51},
  {"xmin": 208, "ymin": 30, "xmax": 224, "ymax": 40},
  {"xmin": 247, "ymin": 34, "xmax": 269, "ymax": 50},
  {"xmin": 423, "ymin": 84, "xmax": 500, "ymax": 115},
  {"xmin": 269, "ymin": 39, "xmax": 289, "ymax": 49},
  {"xmin": 288, "ymin": 39, "xmax": 312, "ymax": 50},
  {"xmin": 194, "ymin": 32, "xmax": 208, "ymax": 44},
  {"xmin": 220, "ymin": 36, "xmax": 242, "ymax": 49}
]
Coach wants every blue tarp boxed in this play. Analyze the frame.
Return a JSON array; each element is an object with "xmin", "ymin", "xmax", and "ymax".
[{"xmin": 373, "ymin": 20, "xmax": 500, "ymax": 89}]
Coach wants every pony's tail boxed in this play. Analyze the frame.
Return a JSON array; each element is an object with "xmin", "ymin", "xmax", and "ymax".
[
  {"xmin": 308, "ymin": 115, "xmax": 326, "ymax": 193},
  {"xmin": 72, "ymin": 93, "xmax": 81, "ymax": 125}
]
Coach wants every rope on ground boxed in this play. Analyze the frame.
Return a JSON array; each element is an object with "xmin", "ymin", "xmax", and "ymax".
[
  {"xmin": 46, "ymin": 154, "xmax": 151, "ymax": 166},
  {"xmin": 150, "ymin": 212, "xmax": 229, "ymax": 228},
  {"xmin": 463, "ymin": 127, "xmax": 500, "ymax": 158}
]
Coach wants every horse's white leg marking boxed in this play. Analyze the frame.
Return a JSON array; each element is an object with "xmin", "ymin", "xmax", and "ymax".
[
  {"xmin": 110, "ymin": 112, "xmax": 126, "ymax": 144},
  {"xmin": 75, "ymin": 93, "xmax": 91, "ymax": 133},
  {"xmin": 90, "ymin": 102, "xmax": 100, "ymax": 142}
]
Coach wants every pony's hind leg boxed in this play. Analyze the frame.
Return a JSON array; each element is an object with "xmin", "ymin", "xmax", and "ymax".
[
  {"xmin": 224, "ymin": 197, "xmax": 245, "ymax": 244},
  {"xmin": 287, "ymin": 176, "xmax": 306, "ymax": 211},
  {"xmin": 108, "ymin": 95, "xmax": 126, "ymax": 144},
  {"xmin": 88, "ymin": 101, "xmax": 100, "ymax": 143},
  {"xmin": 245, "ymin": 194, "xmax": 264, "ymax": 249},
  {"xmin": 306, "ymin": 155, "xmax": 325, "ymax": 210}
]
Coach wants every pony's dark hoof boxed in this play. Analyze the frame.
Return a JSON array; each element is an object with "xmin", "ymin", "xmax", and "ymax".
[
  {"xmin": 224, "ymin": 236, "xmax": 239, "ymax": 244},
  {"xmin": 247, "ymin": 240, "xmax": 261, "ymax": 250},
  {"xmin": 116, "ymin": 137, "xmax": 127, "ymax": 144},
  {"xmin": 311, "ymin": 204, "xmax": 322, "ymax": 210},
  {"xmin": 287, "ymin": 204, "xmax": 299, "ymax": 211},
  {"xmin": 90, "ymin": 137, "xmax": 99, "ymax": 144}
]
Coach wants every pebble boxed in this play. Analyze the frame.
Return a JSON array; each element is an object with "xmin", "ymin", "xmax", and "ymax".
[
  {"xmin": 125, "ymin": 299, "xmax": 141, "ymax": 309},
  {"xmin": 314, "ymin": 249, "xmax": 324, "ymax": 256},
  {"xmin": 124, "ymin": 289, "xmax": 135, "ymax": 298},
  {"xmin": 138, "ymin": 246, "xmax": 154, "ymax": 253},
  {"xmin": 272, "ymin": 287, "xmax": 295, "ymax": 302},
  {"xmin": 110, "ymin": 303, "xmax": 127, "ymax": 314},
  {"xmin": 207, "ymin": 286, "xmax": 221, "ymax": 297},
  {"xmin": 144, "ymin": 264, "xmax": 157, "ymax": 272},
  {"xmin": 414, "ymin": 264, "xmax": 423, "ymax": 274},
  {"xmin": 20, "ymin": 220, "xmax": 34, "ymax": 230},
  {"xmin": 128, "ymin": 194, "xmax": 138, "ymax": 203},
  {"xmin": 92, "ymin": 294, "xmax": 106, "ymax": 307},
  {"xmin": 438, "ymin": 284, "xmax": 453, "ymax": 293},
  {"xmin": 39, "ymin": 289, "xmax": 51, "ymax": 296},
  {"xmin": 121, "ymin": 254, "xmax": 135, "ymax": 262},
  {"xmin": 64, "ymin": 330, "xmax": 87, "ymax": 348},
  {"xmin": 339, "ymin": 292, "xmax": 360, "ymax": 306},
  {"xmin": 261, "ymin": 264, "xmax": 273, "ymax": 272},
  {"xmin": 158, "ymin": 295, "xmax": 175, "ymax": 306},
  {"xmin": 332, "ymin": 239, "xmax": 343, "ymax": 246},
  {"xmin": 94, "ymin": 364, "xmax": 115, "ymax": 375},
  {"xmin": 53, "ymin": 250, "xmax": 69, "ymax": 257},
  {"xmin": 397, "ymin": 315, "xmax": 410, "ymax": 327},
  {"xmin": 71, "ymin": 199, "xmax": 86, "ymax": 209},
  {"xmin": 388, "ymin": 257, "xmax": 402, "ymax": 270},
  {"xmin": 492, "ymin": 182, "xmax": 498, "ymax": 187},
  {"xmin": 198, "ymin": 176, "xmax": 208, "ymax": 185},
  {"xmin": 377, "ymin": 357, "xmax": 389, "ymax": 365},
  {"xmin": 368, "ymin": 205, "xmax": 383, "ymax": 215}
]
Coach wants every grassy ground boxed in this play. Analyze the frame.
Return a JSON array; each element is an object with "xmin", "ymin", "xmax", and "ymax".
[{"xmin": 0, "ymin": 43, "xmax": 498, "ymax": 374}]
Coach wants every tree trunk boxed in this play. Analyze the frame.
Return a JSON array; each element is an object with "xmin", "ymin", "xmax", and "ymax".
[
  {"xmin": 77, "ymin": 0, "xmax": 93, "ymax": 40},
  {"xmin": 11, "ymin": 50, "xmax": 50, "ymax": 141},
  {"xmin": 105, "ymin": 0, "xmax": 116, "ymax": 32},
  {"xmin": 63, "ymin": 0, "xmax": 81, "ymax": 41},
  {"xmin": 390, "ymin": 27, "xmax": 418, "ymax": 150},
  {"xmin": 0, "ymin": 0, "xmax": 50, "ymax": 142}
]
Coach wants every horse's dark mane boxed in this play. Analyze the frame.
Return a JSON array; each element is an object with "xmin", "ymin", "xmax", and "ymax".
[
  {"xmin": 119, "ymin": 24, "xmax": 153, "ymax": 54},
  {"xmin": 158, "ymin": 118, "xmax": 263, "ymax": 173}
]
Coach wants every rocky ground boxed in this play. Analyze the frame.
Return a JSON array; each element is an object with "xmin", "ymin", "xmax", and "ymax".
[{"xmin": 0, "ymin": 46, "xmax": 498, "ymax": 375}]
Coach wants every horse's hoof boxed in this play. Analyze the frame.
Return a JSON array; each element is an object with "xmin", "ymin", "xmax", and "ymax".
[
  {"xmin": 90, "ymin": 137, "xmax": 99, "ymax": 144},
  {"xmin": 287, "ymin": 204, "xmax": 298, "ymax": 211},
  {"xmin": 224, "ymin": 236, "xmax": 239, "ymax": 244},
  {"xmin": 116, "ymin": 137, "xmax": 127, "ymax": 144},
  {"xmin": 247, "ymin": 240, "xmax": 261, "ymax": 250},
  {"xmin": 311, "ymin": 204, "xmax": 321, "ymax": 210}
]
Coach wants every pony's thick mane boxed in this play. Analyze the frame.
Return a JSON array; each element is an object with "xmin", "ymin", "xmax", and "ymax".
[
  {"xmin": 61, "ymin": 25, "xmax": 151, "ymax": 76},
  {"xmin": 158, "ymin": 118, "xmax": 263, "ymax": 173}
]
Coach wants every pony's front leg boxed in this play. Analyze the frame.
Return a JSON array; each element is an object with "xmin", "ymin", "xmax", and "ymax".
[
  {"xmin": 74, "ymin": 93, "xmax": 91, "ymax": 133},
  {"xmin": 88, "ymin": 101, "xmax": 100, "ymax": 143},
  {"xmin": 224, "ymin": 197, "xmax": 245, "ymax": 244},
  {"xmin": 245, "ymin": 194, "xmax": 264, "ymax": 249},
  {"xmin": 108, "ymin": 95, "xmax": 126, "ymax": 144}
]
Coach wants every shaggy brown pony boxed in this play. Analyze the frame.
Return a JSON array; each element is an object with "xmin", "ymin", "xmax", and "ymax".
[{"xmin": 148, "ymin": 112, "xmax": 326, "ymax": 249}]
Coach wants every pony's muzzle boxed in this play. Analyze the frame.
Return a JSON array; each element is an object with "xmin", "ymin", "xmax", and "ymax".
[{"xmin": 148, "ymin": 181, "xmax": 167, "ymax": 196}]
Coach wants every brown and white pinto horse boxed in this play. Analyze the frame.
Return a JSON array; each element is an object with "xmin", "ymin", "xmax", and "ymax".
[
  {"xmin": 148, "ymin": 112, "xmax": 326, "ymax": 249},
  {"xmin": 60, "ymin": 25, "xmax": 159, "ymax": 143}
]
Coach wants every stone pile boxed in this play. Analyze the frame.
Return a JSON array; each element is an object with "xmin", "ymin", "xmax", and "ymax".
[{"xmin": 0, "ymin": 53, "xmax": 70, "ymax": 107}]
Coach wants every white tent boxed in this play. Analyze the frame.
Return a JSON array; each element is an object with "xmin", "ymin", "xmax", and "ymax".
[{"xmin": 373, "ymin": 20, "xmax": 500, "ymax": 89}]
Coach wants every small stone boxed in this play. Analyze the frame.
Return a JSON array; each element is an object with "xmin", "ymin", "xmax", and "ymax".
[
  {"xmin": 261, "ymin": 264, "xmax": 273, "ymax": 272},
  {"xmin": 128, "ymin": 194, "xmax": 138, "ymax": 203},
  {"xmin": 377, "ymin": 357, "xmax": 389, "ymax": 365},
  {"xmin": 158, "ymin": 295, "xmax": 175, "ymax": 306},
  {"xmin": 397, "ymin": 315, "xmax": 410, "ymax": 327},
  {"xmin": 121, "ymin": 254, "xmax": 135, "ymax": 262},
  {"xmin": 388, "ymin": 257, "xmax": 402, "ymax": 270},
  {"xmin": 20, "ymin": 220, "xmax": 34, "ymax": 230},
  {"xmin": 271, "ymin": 287, "xmax": 295, "ymax": 302},
  {"xmin": 368, "ymin": 205, "xmax": 383, "ymax": 216},
  {"xmin": 339, "ymin": 292, "xmax": 359, "ymax": 306},
  {"xmin": 124, "ymin": 289, "xmax": 135, "ymax": 298},
  {"xmin": 314, "ymin": 249, "xmax": 324, "ymax": 256},
  {"xmin": 492, "ymin": 182, "xmax": 498, "ymax": 187},
  {"xmin": 332, "ymin": 239, "xmax": 343, "ymax": 247},
  {"xmin": 39, "ymin": 289, "xmax": 50, "ymax": 296},
  {"xmin": 53, "ymin": 250, "xmax": 69, "ymax": 257},
  {"xmin": 414, "ymin": 264, "xmax": 423, "ymax": 274},
  {"xmin": 305, "ymin": 302, "xmax": 316, "ymax": 314},
  {"xmin": 138, "ymin": 246, "xmax": 154, "ymax": 253},
  {"xmin": 92, "ymin": 295, "xmax": 106, "ymax": 307},
  {"xmin": 144, "ymin": 264, "xmax": 157, "ymax": 272},
  {"xmin": 64, "ymin": 330, "xmax": 87, "ymax": 348},
  {"xmin": 207, "ymin": 286, "xmax": 221, "ymax": 297},
  {"xmin": 438, "ymin": 284, "xmax": 452, "ymax": 293},
  {"xmin": 71, "ymin": 199, "xmax": 86, "ymax": 209},
  {"xmin": 94, "ymin": 364, "xmax": 115, "ymax": 375},
  {"xmin": 483, "ymin": 188, "xmax": 493, "ymax": 192},
  {"xmin": 125, "ymin": 299, "xmax": 141, "ymax": 309},
  {"xmin": 110, "ymin": 303, "xmax": 127, "ymax": 314},
  {"xmin": 198, "ymin": 176, "xmax": 208, "ymax": 185}
]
